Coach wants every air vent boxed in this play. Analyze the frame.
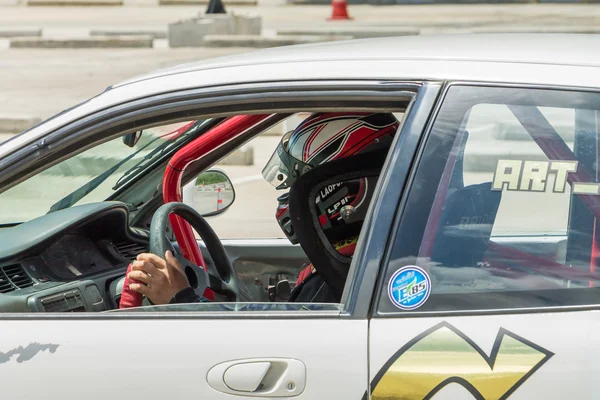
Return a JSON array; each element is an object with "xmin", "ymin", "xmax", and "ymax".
[
  {"xmin": 0, "ymin": 270, "xmax": 14, "ymax": 293},
  {"xmin": 113, "ymin": 241, "xmax": 148, "ymax": 261},
  {"xmin": 0, "ymin": 264, "xmax": 34, "ymax": 293},
  {"xmin": 3, "ymin": 264, "xmax": 33, "ymax": 289}
]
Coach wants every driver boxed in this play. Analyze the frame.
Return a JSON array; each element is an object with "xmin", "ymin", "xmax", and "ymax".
[
  {"xmin": 124, "ymin": 112, "xmax": 399, "ymax": 306},
  {"xmin": 262, "ymin": 112, "xmax": 399, "ymax": 302}
]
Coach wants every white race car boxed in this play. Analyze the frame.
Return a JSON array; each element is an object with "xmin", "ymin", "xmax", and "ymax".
[{"xmin": 0, "ymin": 34, "xmax": 598, "ymax": 400}]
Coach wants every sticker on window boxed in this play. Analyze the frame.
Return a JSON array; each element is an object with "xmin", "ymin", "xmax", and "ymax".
[
  {"xmin": 491, "ymin": 159, "xmax": 600, "ymax": 195},
  {"xmin": 388, "ymin": 266, "xmax": 431, "ymax": 310}
]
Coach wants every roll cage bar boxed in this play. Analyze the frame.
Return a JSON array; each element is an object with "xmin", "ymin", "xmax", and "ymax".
[{"xmin": 161, "ymin": 114, "xmax": 275, "ymax": 298}]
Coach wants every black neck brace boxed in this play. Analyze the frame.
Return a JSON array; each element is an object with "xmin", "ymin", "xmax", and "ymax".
[{"xmin": 288, "ymin": 149, "xmax": 388, "ymax": 301}]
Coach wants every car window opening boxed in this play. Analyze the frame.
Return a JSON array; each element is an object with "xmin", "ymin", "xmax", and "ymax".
[{"xmin": 383, "ymin": 86, "xmax": 600, "ymax": 314}]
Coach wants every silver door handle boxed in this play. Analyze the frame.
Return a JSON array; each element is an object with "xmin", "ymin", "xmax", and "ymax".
[{"xmin": 207, "ymin": 358, "xmax": 306, "ymax": 397}]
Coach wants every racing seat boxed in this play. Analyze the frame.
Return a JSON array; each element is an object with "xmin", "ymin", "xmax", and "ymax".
[{"xmin": 429, "ymin": 182, "xmax": 502, "ymax": 268}]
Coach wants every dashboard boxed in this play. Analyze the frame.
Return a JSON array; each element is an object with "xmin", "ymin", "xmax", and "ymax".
[{"xmin": 0, "ymin": 202, "xmax": 150, "ymax": 313}]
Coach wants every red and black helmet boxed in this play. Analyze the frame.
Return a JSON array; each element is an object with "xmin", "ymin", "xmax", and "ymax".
[{"xmin": 262, "ymin": 112, "xmax": 400, "ymax": 246}]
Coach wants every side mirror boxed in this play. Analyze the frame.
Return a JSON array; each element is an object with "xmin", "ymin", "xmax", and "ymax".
[
  {"xmin": 182, "ymin": 169, "xmax": 235, "ymax": 217},
  {"xmin": 123, "ymin": 131, "xmax": 142, "ymax": 148}
]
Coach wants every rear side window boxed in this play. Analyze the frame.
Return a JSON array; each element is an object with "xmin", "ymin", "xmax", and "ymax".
[{"xmin": 377, "ymin": 85, "xmax": 600, "ymax": 315}]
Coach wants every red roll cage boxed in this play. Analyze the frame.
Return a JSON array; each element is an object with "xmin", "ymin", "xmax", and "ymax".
[{"xmin": 162, "ymin": 114, "xmax": 273, "ymax": 298}]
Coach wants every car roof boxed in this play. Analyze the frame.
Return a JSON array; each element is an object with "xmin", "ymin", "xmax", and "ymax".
[{"xmin": 115, "ymin": 33, "xmax": 600, "ymax": 87}]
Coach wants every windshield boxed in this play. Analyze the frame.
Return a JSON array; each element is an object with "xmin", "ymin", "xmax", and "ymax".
[{"xmin": 0, "ymin": 120, "xmax": 205, "ymax": 225}]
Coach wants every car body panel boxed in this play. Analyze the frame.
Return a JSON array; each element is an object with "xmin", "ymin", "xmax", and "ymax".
[
  {"xmin": 115, "ymin": 34, "xmax": 600, "ymax": 86},
  {"xmin": 365, "ymin": 81, "xmax": 600, "ymax": 399},
  {"xmin": 0, "ymin": 317, "xmax": 367, "ymax": 400},
  {"xmin": 369, "ymin": 311, "xmax": 596, "ymax": 400}
]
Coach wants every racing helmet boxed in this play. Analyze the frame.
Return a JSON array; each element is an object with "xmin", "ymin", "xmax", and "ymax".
[{"xmin": 262, "ymin": 112, "xmax": 400, "ymax": 247}]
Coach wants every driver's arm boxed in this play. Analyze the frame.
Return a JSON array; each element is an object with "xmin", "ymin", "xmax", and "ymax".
[{"xmin": 127, "ymin": 251, "xmax": 209, "ymax": 305}]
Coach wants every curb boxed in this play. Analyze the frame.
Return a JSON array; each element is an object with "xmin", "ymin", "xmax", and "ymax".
[
  {"xmin": 202, "ymin": 34, "xmax": 353, "ymax": 48},
  {"xmin": 9, "ymin": 36, "xmax": 154, "ymax": 49},
  {"xmin": 159, "ymin": 0, "xmax": 256, "ymax": 4},
  {"xmin": 467, "ymin": 25, "xmax": 600, "ymax": 34},
  {"xmin": 26, "ymin": 0, "xmax": 123, "ymax": 4},
  {"xmin": 420, "ymin": 25, "xmax": 600, "ymax": 35},
  {"xmin": 288, "ymin": 0, "xmax": 539, "ymax": 4},
  {"xmin": 277, "ymin": 28, "xmax": 419, "ymax": 39},
  {"xmin": 90, "ymin": 29, "xmax": 167, "ymax": 39},
  {"xmin": 0, "ymin": 117, "xmax": 41, "ymax": 134},
  {"xmin": 0, "ymin": 28, "xmax": 42, "ymax": 38}
]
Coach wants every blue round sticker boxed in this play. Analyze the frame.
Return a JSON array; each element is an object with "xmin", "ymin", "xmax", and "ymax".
[{"xmin": 388, "ymin": 266, "xmax": 431, "ymax": 310}]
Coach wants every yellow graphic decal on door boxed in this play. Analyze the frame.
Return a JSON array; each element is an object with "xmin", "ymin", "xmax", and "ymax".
[{"xmin": 371, "ymin": 321, "xmax": 553, "ymax": 400}]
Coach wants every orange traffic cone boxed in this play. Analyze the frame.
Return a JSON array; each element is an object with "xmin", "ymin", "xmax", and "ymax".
[
  {"xmin": 328, "ymin": 0, "xmax": 352, "ymax": 20},
  {"xmin": 217, "ymin": 186, "xmax": 223, "ymax": 211}
]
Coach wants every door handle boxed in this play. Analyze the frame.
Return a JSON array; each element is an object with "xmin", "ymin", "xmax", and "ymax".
[{"xmin": 207, "ymin": 358, "xmax": 306, "ymax": 397}]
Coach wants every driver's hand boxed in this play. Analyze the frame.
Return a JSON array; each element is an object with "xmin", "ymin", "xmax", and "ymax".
[{"xmin": 127, "ymin": 251, "xmax": 191, "ymax": 305}]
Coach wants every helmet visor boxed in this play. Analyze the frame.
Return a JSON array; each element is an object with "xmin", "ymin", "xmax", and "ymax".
[{"xmin": 262, "ymin": 130, "xmax": 292, "ymax": 189}]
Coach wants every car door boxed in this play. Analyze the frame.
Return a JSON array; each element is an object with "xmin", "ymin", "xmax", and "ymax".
[
  {"xmin": 0, "ymin": 306, "xmax": 368, "ymax": 399},
  {"xmin": 369, "ymin": 84, "xmax": 600, "ymax": 399},
  {"xmin": 0, "ymin": 254, "xmax": 354, "ymax": 397},
  {"xmin": 0, "ymin": 78, "xmax": 430, "ymax": 400}
]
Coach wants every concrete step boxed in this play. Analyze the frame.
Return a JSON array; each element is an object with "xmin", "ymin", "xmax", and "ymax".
[
  {"xmin": 202, "ymin": 34, "xmax": 353, "ymax": 48},
  {"xmin": 90, "ymin": 29, "xmax": 167, "ymax": 40},
  {"xmin": 9, "ymin": 36, "xmax": 153, "ymax": 49},
  {"xmin": 167, "ymin": 12, "xmax": 262, "ymax": 48},
  {"xmin": 0, "ymin": 28, "xmax": 42, "ymax": 38}
]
